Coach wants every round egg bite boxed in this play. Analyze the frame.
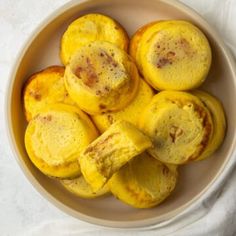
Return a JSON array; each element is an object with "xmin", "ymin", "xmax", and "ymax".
[
  {"xmin": 79, "ymin": 120, "xmax": 152, "ymax": 192},
  {"xmin": 132, "ymin": 20, "xmax": 212, "ymax": 91},
  {"xmin": 60, "ymin": 13, "xmax": 129, "ymax": 65},
  {"xmin": 139, "ymin": 91, "xmax": 214, "ymax": 164},
  {"xmin": 60, "ymin": 175, "xmax": 109, "ymax": 199},
  {"xmin": 64, "ymin": 41, "xmax": 140, "ymax": 115},
  {"xmin": 23, "ymin": 66, "xmax": 75, "ymax": 121},
  {"xmin": 24, "ymin": 104, "xmax": 98, "ymax": 178},
  {"xmin": 191, "ymin": 90, "xmax": 226, "ymax": 161},
  {"xmin": 109, "ymin": 152, "xmax": 178, "ymax": 208},
  {"xmin": 92, "ymin": 79, "xmax": 154, "ymax": 132}
]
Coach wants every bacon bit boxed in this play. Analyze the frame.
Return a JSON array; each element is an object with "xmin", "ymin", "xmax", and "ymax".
[
  {"xmin": 180, "ymin": 38, "xmax": 189, "ymax": 47},
  {"xmin": 167, "ymin": 51, "xmax": 176, "ymax": 57},
  {"xmin": 162, "ymin": 166, "xmax": 169, "ymax": 176},
  {"xmin": 96, "ymin": 90, "xmax": 101, "ymax": 95},
  {"xmin": 100, "ymin": 51, "xmax": 118, "ymax": 68},
  {"xmin": 84, "ymin": 72, "xmax": 98, "ymax": 87},
  {"xmin": 169, "ymin": 133, "xmax": 175, "ymax": 143},
  {"xmin": 107, "ymin": 114, "xmax": 114, "ymax": 124},
  {"xmin": 100, "ymin": 165, "xmax": 109, "ymax": 177},
  {"xmin": 104, "ymin": 86, "xmax": 110, "ymax": 92},
  {"xmin": 179, "ymin": 38, "xmax": 194, "ymax": 56},
  {"xmin": 46, "ymin": 115, "xmax": 52, "ymax": 121},
  {"xmin": 40, "ymin": 115, "xmax": 52, "ymax": 122},
  {"xmin": 169, "ymin": 126, "xmax": 183, "ymax": 143},
  {"xmin": 84, "ymin": 133, "xmax": 119, "ymax": 155},
  {"xmin": 74, "ymin": 58, "xmax": 99, "ymax": 88},
  {"xmin": 99, "ymin": 104, "xmax": 106, "ymax": 109},
  {"xmin": 156, "ymin": 58, "xmax": 172, "ymax": 68},
  {"xmin": 34, "ymin": 93, "xmax": 41, "ymax": 100},
  {"xmin": 156, "ymin": 51, "xmax": 176, "ymax": 68},
  {"xmin": 29, "ymin": 90, "xmax": 41, "ymax": 101},
  {"xmin": 74, "ymin": 66, "xmax": 83, "ymax": 78},
  {"xmin": 86, "ymin": 57, "xmax": 92, "ymax": 66},
  {"xmin": 84, "ymin": 145, "xmax": 94, "ymax": 155}
]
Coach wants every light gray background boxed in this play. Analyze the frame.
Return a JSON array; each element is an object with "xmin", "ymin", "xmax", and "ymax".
[{"xmin": 1, "ymin": 0, "xmax": 236, "ymax": 235}]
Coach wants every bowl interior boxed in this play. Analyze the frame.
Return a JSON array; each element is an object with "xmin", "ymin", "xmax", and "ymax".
[{"xmin": 9, "ymin": 0, "xmax": 236, "ymax": 228}]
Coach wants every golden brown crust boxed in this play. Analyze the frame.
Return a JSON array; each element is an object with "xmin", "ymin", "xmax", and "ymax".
[
  {"xmin": 24, "ymin": 104, "xmax": 99, "ymax": 178},
  {"xmin": 129, "ymin": 21, "xmax": 160, "ymax": 63},
  {"xmin": 184, "ymin": 102, "xmax": 213, "ymax": 162},
  {"xmin": 191, "ymin": 90, "xmax": 226, "ymax": 161},
  {"xmin": 164, "ymin": 99, "xmax": 213, "ymax": 163},
  {"xmin": 136, "ymin": 20, "xmax": 212, "ymax": 91},
  {"xmin": 140, "ymin": 91, "xmax": 214, "ymax": 164},
  {"xmin": 23, "ymin": 66, "xmax": 65, "ymax": 120},
  {"xmin": 23, "ymin": 66, "xmax": 65, "ymax": 97},
  {"xmin": 22, "ymin": 66, "xmax": 75, "ymax": 121},
  {"xmin": 108, "ymin": 153, "xmax": 178, "ymax": 208},
  {"xmin": 64, "ymin": 41, "xmax": 140, "ymax": 114}
]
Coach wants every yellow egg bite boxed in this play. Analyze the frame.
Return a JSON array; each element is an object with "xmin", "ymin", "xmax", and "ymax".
[
  {"xmin": 139, "ymin": 91, "xmax": 213, "ymax": 164},
  {"xmin": 23, "ymin": 66, "xmax": 75, "ymax": 121},
  {"xmin": 64, "ymin": 41, "xmax": 140, "ymax": 115},
  {"xmin": 25, "ymin": 104, "xmax": 98, "ymax": 178},
  {"xmin": 79, "ymin": 120, "xmax": 152, "ymax": 192},
  {"xmin": 109, "ymin": 152, "xmax": 177, "ymax": 208},
  {"xmin": 60, "ymin": 13, "xmax": 129, "ymax": 65},
  {"xmin": 60, "ymin": 175, "xmax": 109, "ymax": 199},
  {"xmin": 92, "ymin": 79, "xmax": 154, "ymax": 132},
  {"xmin": 192, "ymin": 90, "xmax": 226, "ymax": 161},
  {"xmin": 136, "ymin": 20, "xmax": 212, "ymax": 90}
]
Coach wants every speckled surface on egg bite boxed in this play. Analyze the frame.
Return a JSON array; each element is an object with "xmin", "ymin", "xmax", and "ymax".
[
  {"xmin": 24, "ymin": 104, "xmax": 98, "ymax": 178},
  {"xmin": 192, "ymin": 90, "xmax": 226, "ymax": 161},
  {"xmin": 60, "ymin": 13, "xmax": 129, "ymax": 65},
  {"xmin": 109, "ymin": 152, "xmax": 178, "ymax": 208},
  {"xmin": 139, "ymin": 91, "xmax": 213, "ymax": 164},
  {"xmin": 92, "ymin": 79, "xmax": 154, "ymax": 132},
  {"xmin": 137, "ymin": 20, "xmax": 212, "ymax": 91},
  {"xmin": 64, "ymin": 41, "xmax": 140, "ymax": 115},
  {"xmin": 79, "ymin": 120, "xmax": 152, "ymax": 192},
  {"xmin": 23, "ymin": 66, "xmax": 75, "ymax": 121}
]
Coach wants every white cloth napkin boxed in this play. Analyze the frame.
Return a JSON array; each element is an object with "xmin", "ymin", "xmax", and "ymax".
[{"xmin": 0, "ymin": 0, "xmax": 236, "ymax": 235}]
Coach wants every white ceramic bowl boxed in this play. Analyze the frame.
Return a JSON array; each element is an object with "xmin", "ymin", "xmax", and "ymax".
[{"xmin": 5, "ymin": 0, "xmax": 236, "ymax": 228}]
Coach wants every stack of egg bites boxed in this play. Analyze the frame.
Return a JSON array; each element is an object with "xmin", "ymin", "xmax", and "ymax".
[{"xmin": 23, "ymin": 14, "xmax": 226, "ymax": 208}]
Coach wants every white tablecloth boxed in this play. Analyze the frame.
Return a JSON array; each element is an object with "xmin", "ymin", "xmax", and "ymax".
[{"xmin": 0, "ymin": 0, "xmax": 236, "ymax": 235}]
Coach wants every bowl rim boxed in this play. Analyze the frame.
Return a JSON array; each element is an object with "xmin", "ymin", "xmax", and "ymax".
[{"xmin": 5, "ymin": 0, "xmax": 236, "ymax": 229}]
